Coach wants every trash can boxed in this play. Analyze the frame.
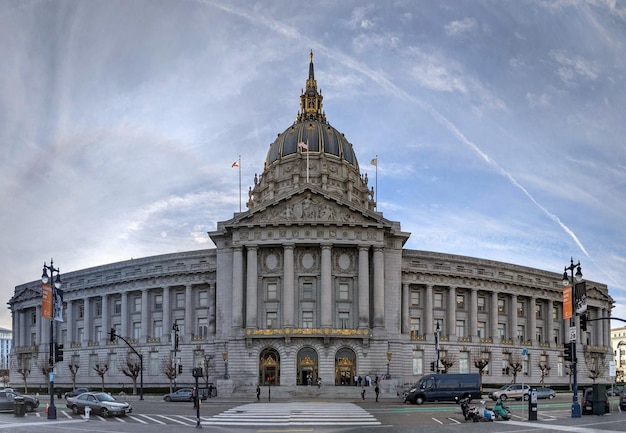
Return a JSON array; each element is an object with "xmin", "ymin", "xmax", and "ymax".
[
  {"xmin": 593, "ymin": 384, "xmax": 607, "ymax": 415},
  {"xmin": 14, "ymin": 396, "xmax": 26, "ymax": 417},
  {"xmin": 528, "ymin": 389, "xmax": 538, "ymax": 421}
]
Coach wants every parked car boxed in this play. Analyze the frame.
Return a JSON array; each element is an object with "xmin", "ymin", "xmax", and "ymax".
[
  {"xmin": 404, "ymin": 373, "xmax": 482, "ymax": 405},
  {"xmin": 534, "ymin": 387, "xmax": 556, "ymax": 399},
  {"xmin": 488, "ymin": 384, "xmax": 530, "ymax": 401},
  {"xmin": 66, "ymin": 392, "xmax": 132, "ymax": 417},
  {"xmin": 619, "ymin": 390, "xmax": 626, "ymax": 410},
  {"xmin": 64, "ymin": 388, "xmax": 90, "ymax": 399},
  {"xmin": 607, "ymin": 385, "xmax": 624, "ymax": 396},
  {"xmin": 582, "ymin": 387, "xmax": 609, "ymax": 415},
  {"xmin": 0, "ymin": 390, "xmax": 39, "ymax": 412},
  {"xmin": 163, "ymin": 388, "xmax": 194, "ymax": 402}
]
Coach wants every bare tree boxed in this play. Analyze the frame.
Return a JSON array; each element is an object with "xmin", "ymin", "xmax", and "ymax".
[
  {"xmin": 12, "ymin": 354, "xmax": 32, "ymax": 394},
  {"xmin": 94, "ymin": 360, "xmax": 109, "ymax": 391},
  {"xmin": 439, "ymin": 354, "xmax": 456, "ymax": 373},
  {"xmin": 585, "ymin": 353, "xmax": 607, "ymax": 383},
  {"xmin": 508, "ymin": 357, "xmax": 523, "ymax": 384},
  {"xmin": 473, "ymin": 350, "xmax": 490, "ymax": 376},
  {"xmin": 538, "ymin": 361, "xmax": 551, "ymax": 386},
  {"xmin": 36, "ymin": 352, "xmax": 52, "ymax": 390},
  {"xmin": 119, "ymin": 353, "xmax": 141, "ymax": 395},
  {"xmin": 0, "ymin": 369, "xmax": 9, "ymax": 387},
  {"xmin": 68, "ymin": 362, "xmax": 80, "ymax": 390},
  {"xmin": 162, "ymin": 357, "xmax": 176, "ymax": 393}
]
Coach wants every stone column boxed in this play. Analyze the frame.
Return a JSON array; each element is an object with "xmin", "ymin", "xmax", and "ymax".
[
  {"xmin": 358, "ymin": 246, "xmax": 370, "ymax": 329},
  {"xmin": 470, "ymin": 288, "xmax": 478, "ymax": 339},
  {"xmin": 101, "ymin": 294, "xmax": 109, "ymax": 344},
  {"xmin": 141, "ymin": 289, "xmax": 149, "ymax": 340},
  {"xmin": 246, "ymin": 246, "xmax": 258, "ymax": 328},
  {"xmin": 425, "ymin": 285, "xmax": 433, "ymax": 335},
  {"xmin": 401, "ymin": 282, "xmax": 409, "ymax": 334},
  {"xmin": 163, "ymin": 287, "xmax": 171, "ymax": 338},
  {"xmin": 185, "ymin": 285, "xmax": 193, "ymax": 339},
  {"xmin": 66, "ymin": 300, "xmax": 74, "ymax": 344},
  {"xmin": 448, "ymin": 286, "xmax": 456, "ymax": 339},
  {"xmin": 546, "ymin": 299, "xmax": 554, "ymax": 345},
  {"xmin": 208, "ymin": 283, "xmax": 216, "ymax": 335},
  {"xmin": 121, "ymin": 292, "xmax": 128, "ymax": 338},
  {"xmin": 373, "ymin": 247, "xmax": 384, "ymax": 328},
  {"xmin": 232, "ymin": 247, "xmax": 244, "ymax": 329},
  {"xmin": 36, "ymin": 305, "xmax": 42, "ymax": 346},
  {"xmin": 320, "ymin": 244, "xmax": 332, "ymax": 327},
  {"xmin": 83, "ymin": 296, "xmax": 91, "ymax": 344},
  {"xmin": 510, "ymin": 294, "xmax": 518, "ymax": 341},
  {"xmin": 491, "ymin": 292, "xmax": 499, "ymax": 341},
  {"xmin": 529, "ymin": 296, "xmax": 537, "ymax": 345},
  {"xmin": 283, "ymin": 244, "xmax": 295, "ymax": 327}
]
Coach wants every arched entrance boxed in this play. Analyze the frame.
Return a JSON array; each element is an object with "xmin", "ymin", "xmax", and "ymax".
[
  {"xmin": 296, "ymin": 347, "xmax": 318, "ymax": 385},
  {"xmin": 259, "ymin": 347, "xmax": 280, "ymax": 385},
  {"xmin": 335, "ymin": 347, "xmax": 356, "ymax": 385}
]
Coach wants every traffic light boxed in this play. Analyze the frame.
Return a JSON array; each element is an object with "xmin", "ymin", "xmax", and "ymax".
[
  {"xmin": 178, "ymin": 364, "xmax": 183, "ymax": 374},
  {"xmin": 54, "ymin": 343, "xmax": 64, "ymax": 363},
  {"xmin": 430, "ymin": 361, "xmax": 435, "ymax": 372},
  {"xmin": 109, "ymin": 328, "xmax": 116, "ymax": 342},
  {"xmin": 564, "ymin": 342, "xmax": 573, "ymax": 362},
  {"xmin": 580, "ymin": 314, "xmax": 587, "ymax": 332}
]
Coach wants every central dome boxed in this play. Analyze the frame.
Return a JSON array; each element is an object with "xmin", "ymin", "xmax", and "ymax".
[{"xmin": 264, "ymin": 51, "xmax": 359, "ymax": 170}]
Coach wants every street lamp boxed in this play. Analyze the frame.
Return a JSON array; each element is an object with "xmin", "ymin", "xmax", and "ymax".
[
  {"xmin": 222, "ymin": 342, "xmax": 229, "ymax": 379},
  {"xmin": 172, "ymin": 322, "xmax": 179, "ymax": 389},
  {"xmin": 386, "ymin": 342, "xmax": 392, "ymax": 379},
  {"xmin": 562, "ymin": 257, "xmax": 583, "ymax": 418},
  {"xmin": 41, "ymin": 259, "xmax": 62, "ymax": 420},
  {"xmin": 435, "ymin": 321, "xmax": 441, "ymax": 374}
]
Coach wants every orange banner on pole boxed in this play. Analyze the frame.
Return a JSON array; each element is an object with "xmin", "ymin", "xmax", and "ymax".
[
  {"xmin": 563, "ymin": 285, "xmax": 572, "ymax": 320},
  {"xmin": 42, "ymin": 283, "xmax": 52, "ymax": 319}
]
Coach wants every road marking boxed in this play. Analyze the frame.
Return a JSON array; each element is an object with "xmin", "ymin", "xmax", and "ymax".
[
  {"xmin": 432, "ymin": 417, "xmax": 443, "ymax": 424},
  {"xmin": 157, "ymin": 415, "xmax": 195, "ymax": 425},
  {"xmin": 127, "ymin": 415, "xmax": 148, "ymax": 424},
  {"xmin": 136, "ymin": 414, "xmax": 167, "ymax": 424},
  {"xmin": 506, "ymin": 420, "xmax": 623, "ymax": 432}
]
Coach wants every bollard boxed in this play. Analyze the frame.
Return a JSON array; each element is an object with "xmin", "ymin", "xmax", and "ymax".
[{"xmin": 84, "ymin": 405, "xmax": 91, "ymax": 421}]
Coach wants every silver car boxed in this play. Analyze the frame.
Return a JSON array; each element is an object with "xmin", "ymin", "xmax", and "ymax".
[
  {"xmin": 66, "ymin": 392, "xmax": 132, "ymax": 417},
  {"xmin": 489, "ymin": 384, "xmax": 530, "ymax": 401}
]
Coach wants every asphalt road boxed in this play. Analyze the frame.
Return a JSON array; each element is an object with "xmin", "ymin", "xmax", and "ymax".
[{"xmin": 1, "ymin": 393, "xmax": 625, "ymax": 433}]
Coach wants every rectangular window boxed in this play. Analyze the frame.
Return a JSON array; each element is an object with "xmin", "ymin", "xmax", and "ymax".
[
  {"xmin": 197, "ymin": 317, "xmax": 208, "ymax": 337},
  {"xmin": 95, "ymin": 300, "xmax": 102, "ymax": 317},
  {"xmin": 517, "ymin": 325, "xmax": 525, "ymax": 341},
  {"xmin": 412, "ymin": 350, "xmax": 423, "ymax": 375},
  {"xmin": 459, "ymin": 351, "xmax": 469, "ymax": 374},
  {"xmin": 302, "ymin": 311, "xmax": 313, "ymax": 328},
  {"xmin": 456, "ymin": 295, "xmax": 465, "ymax": 309},
  {"xmin": 434, "ymin": 293, "xmax": 443, "ymax": 309},
  {"xmin": 498, "ymin": 323, "xmax": 506, "ymax": 339},
  {"xmin": 267, "ymin": 283, "xmax": 278, "ymax": 300},
  {"xmin": 410, "ymin": 290, "xmax": 420, "ymax": 306},
  {"xmin": 78, "ymin": 304, "xmax": 84, "ymax": 319},
  {"xmin": 456, "ymin": 320, "xmax": 465, "ymax": 338},
  {"xmin": 497, "ymin": 299, "xmax": 505, "ymax": 313},
  {"xmin": 154, "ymin": 320, "xmax": 163, "ymax": 338},
  {"xmin": 477, "ymin": 321, "xmax": 486, "ymax": 339},
  {"xmin": 31, "ymin": 312, "xmax": 36, "ymax": 325},
  {"xmin": 176, "ymin": 293, "xmax": 185, "ymax": 308},
  {"xmin": 114, "ymin": 299, "xmax": 122, "ymax": 315},
  {"xmin": 176, "ymin": 319, "xmax": 185, "ymax": 336},
  {"xmin": 198, "ymin": 291, "xmax": 208, "ymax": 307},
  {"xmin": 553, "ymin": 328, "xmax": 560, "ymax": 344},
  {"xmin": 132, "ymin": 322, "xmax": 141, "ymax": 340},
  {"xmin": 154, "ymin": 294, "xmax": 163, "ymax": 311},
  {"xmin": 134, "ymin": 297, "xmax": 141, "ymax": 313},
  {"xmin": 434, "ymin": 318, "xmax": 444, "ymax": 334},
  {"xmin": 477, "ymin": 296, "xmax": 486, "ymax": 312},
  {"xmin": 89, "ymin": 354, "xmax": 97, "ymax": 377},
  {"xmin": 517, "ymin": 301, "xmax": 524, "ymax": 316},
  {"xmin": 553, "ymin": 306, "xmax": 558, "ymax": 320},
  {"xmin": 94, "ymin": 326, "xmax": 102, "ymax": 341},
  {"xmin": 536, "ymin": 327, "xmax": 543, "ymax": 343},
  {"xmin": 338, "ymin": 311, "xmax": 350, "ymax": 329},
  {"xmin": 77, "ymin": 327, "xmax": 84, "ymax": 343},
  {"xmin": 338, "ymin": 283, "xmax": 349, "ymax": 301},
  {"xmin": 149, "ymin": 352, "xmax": 159, "ymax": 375},
  {"xmin": 535, "ymin": 302, "xmax": 542, "ymax": 318},
  {"xmin": 266, "ymin": 312, "xmax": 277, "ymax": 329},
  {"xmin": 410, "ymin": 317, "xmax": 420, "ymax": 339},
  {"xmin": 302, "ymin": 283, "xmax": 313, "ymax": 300}
]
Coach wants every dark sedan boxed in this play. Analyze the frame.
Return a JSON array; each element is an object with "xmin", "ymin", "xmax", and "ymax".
[
  {"xmin": 0, "ymin": 390, "xmax": 39, "ymax": 412},
  {"xmin": 64, "ymin": 388, "xmax": 89, "ymax": 399}
]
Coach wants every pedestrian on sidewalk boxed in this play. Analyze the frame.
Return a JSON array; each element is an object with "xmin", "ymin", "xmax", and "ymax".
[
  {"xmin": 361, "ymin": 387, "xmax": 366, "ymax": 400},
  {"xmin": 256, "ymin": 385, "xmax": 261, "ymax": 401},
  {"xmin": 375, "ymin": 385, "xmax": 380, "ymax": 402}
]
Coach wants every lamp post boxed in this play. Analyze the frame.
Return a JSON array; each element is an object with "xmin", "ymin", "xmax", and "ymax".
[
  {"xmin": 41, "ymin": 259, "xmax": 62, "ymax": 420},
  {"xmin": 435, "ymin": 321, "xmax": 441, "ymax": 374},
  {"xmin": 386, "ymin": 342, "xmax": 392, "ymax": 379},
  {"xmin": 222, "ymin": 343, "xmax": 229, "ymax": 380},
  {"xmin": 562, "ymin": 257, "xmax": 583, "ymax": 418},
  {"xmin": 172, "ymin": 322, "xmax": 179, "ymax": 389}
]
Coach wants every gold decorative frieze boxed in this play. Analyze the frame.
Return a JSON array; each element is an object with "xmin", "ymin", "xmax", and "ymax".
[
  {"xmin": 411, "ymin": 334, "xmax": 426, "ymax": 341},
  {"xmin": 458, "ymin": 337, "xmax": 472, "ymax": 343},
  {"xmin": 502, "ymin": 339, "xmax": 513, "ymax": 345},
  {"xmin": 147, "ymin": 337, "xmax": 160, "ymax": 343},
  {"xmin": 480, "ymin": 338, "xmax": 492, "ymax": 344},
  {"xmin": 191, "ymin": 335, "xmax": 206, "ymax": 341},
  {"xmin": 246, "ymin": 328, "xmax": 370, "ymax": 337}
]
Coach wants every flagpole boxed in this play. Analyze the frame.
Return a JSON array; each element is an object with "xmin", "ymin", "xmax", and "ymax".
[
  {"xmin": 306, "ymin": 140, "xmax": 309, "ymax": 183},
  {"xmin": 375, "ymin": 154, "xmax": 378, "ymax": 210},
  {"xmin": 238, "ymin": 155, "xmax": 242, "ymax": 212}
]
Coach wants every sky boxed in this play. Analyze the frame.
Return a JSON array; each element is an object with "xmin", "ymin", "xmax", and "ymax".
[{"xmin": 1, "ymin": 0, "xmax": 625, "ymax": 331}]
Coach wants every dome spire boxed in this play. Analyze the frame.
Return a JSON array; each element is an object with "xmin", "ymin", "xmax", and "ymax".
[{"xmin": 298, "ymin": 50, "xmax": 326, "ymax": 123}]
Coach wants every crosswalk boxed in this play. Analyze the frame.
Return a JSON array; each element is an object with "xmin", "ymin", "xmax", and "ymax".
[
  {"xmin": 32, "ymin": 403, "xmax": 379, "ymax": 427},
  {"xmin": 204, "ymin": 402, "xmax": 381, "ymax": 426}
]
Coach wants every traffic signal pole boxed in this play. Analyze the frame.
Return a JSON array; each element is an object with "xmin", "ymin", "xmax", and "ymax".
[{"xmin": 109, "ymin": 329, "xmax": 144, "ymax": 400}]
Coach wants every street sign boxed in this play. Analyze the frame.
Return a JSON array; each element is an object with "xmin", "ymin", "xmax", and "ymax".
[
  {"xmin": 610, "ymin": 361, "xmax": 616, "ymax": 377},
  {"xmin": 569, "ymin": 326, "xmax": 577, "ymax": 342}
]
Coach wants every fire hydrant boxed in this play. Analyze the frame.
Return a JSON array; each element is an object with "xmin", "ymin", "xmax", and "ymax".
[{"xmin": 84, "ymin": 406, "xmax": 91, "ymax": 420}]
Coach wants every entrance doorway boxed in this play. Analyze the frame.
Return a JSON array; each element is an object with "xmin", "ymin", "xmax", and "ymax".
[
  {"xmin": 335, "ymin": 347, "xmax": 356, "ymax": 385},
  {"xmin": 259, "ymin": 347, "xmax": 280, "ymax": 385},
  {"xmin": 296, "ymin": 347, "xmax": 318, "ymax": 385}
]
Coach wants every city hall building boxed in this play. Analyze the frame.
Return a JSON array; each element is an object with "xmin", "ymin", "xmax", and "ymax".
[{"xmin": 9, "ymin": 53, "xmax": 614, "ymax": 395}]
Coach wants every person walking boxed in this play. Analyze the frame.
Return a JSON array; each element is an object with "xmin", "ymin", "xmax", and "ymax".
[
  {"xmin": 256, "ymin": 385, "xmax": 260, "ymax": 401},
  {"xmin": 375, "ymin": 385, "xmax": 380, "ymax": 402},
  {"xmin": 361, "ymin": 387, "xmax": 366, "ymax": 400}
]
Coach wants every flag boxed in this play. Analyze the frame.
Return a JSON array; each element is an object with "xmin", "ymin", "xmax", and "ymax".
[
  {"xmin": 298, "ymin": 141, "xmax": 308, "ymax": 150},
  {"xmin": 42, "ymin": 283, "xmax": 52, "ymax": 319},
  {"xmin": 232, "ymin": 160, "xmax": 239, "ymax": 168},
  {"xmin": 370, "ymin": 157, "xmax": 377, "ymax": 166}
]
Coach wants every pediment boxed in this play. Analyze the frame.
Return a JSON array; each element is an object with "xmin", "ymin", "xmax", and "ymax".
[{"xmin": 235, "ymin": 190, "xmax": 384, "ymax": 228}]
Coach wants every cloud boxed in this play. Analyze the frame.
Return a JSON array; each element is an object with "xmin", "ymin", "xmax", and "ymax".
[
  {"xmin": 445, "ymin": 18, "xmax": 477, "ymax": 36},
  {"xmin": 550, "ymin": 50, "xmax": 600, "ymax": 83}
]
